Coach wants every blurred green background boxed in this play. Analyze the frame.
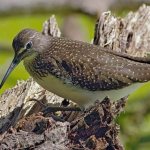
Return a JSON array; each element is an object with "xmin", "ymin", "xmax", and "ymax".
[{"xmin": 0, "ymin": 1, "xmax": 150, "ymax": 149}]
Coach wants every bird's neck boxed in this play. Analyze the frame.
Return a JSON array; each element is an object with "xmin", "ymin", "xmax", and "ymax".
[
  {"xmin": 23, "ymin": 53, "xmax": 39, "ymax": 76},
  {"xmin": 24, "ymin": 52, "xmax": 38, "ymax": 62}
]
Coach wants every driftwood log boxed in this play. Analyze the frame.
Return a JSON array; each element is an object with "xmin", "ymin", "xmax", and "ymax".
[{"xmin": 0, "ymin": 4, "xmax": 150, "ymax": 150}]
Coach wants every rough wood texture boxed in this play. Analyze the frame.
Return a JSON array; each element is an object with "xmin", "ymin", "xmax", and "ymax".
[
  {"xmin": 94, "ymin": 4, "xmax": 150, "ymax": 57},
  {"xmin": 0, "ymin": 98, "xmax": 125, "ymax": 150},
  {"xmin": 0, "ymin": 4, "xmax": 150, "ymax": 149}
]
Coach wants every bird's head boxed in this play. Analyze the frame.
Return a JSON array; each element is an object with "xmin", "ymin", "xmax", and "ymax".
[
  {"xmin": 0, "ymin": 28, "xmax": 47, "ymax": 89},
  {"xmin": 12, "ymin": 28, "xmax": 44, "ymax": 58}
]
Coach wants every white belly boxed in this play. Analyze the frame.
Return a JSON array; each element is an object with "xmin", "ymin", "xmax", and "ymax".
[{"xmin": 33, "ymin": 74, "xmax": 144, "ymax": 108}]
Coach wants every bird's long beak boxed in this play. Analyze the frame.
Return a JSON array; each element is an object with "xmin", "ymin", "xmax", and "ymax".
[{"xmin": 0, "ymin": 53, "xmax": 23, "ymax": 89}]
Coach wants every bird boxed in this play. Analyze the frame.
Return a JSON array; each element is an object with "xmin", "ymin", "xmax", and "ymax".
[{"xmin": 1, "ymin": 28, "xmax": 150, "ymax": 109}]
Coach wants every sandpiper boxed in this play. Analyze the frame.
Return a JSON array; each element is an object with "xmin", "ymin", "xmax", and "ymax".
[{"xmin": 1, "ymin": 29, "xmax": 150, "ymax": 108}]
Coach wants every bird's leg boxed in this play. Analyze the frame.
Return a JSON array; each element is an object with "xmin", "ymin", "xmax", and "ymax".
[
  {"xmin": 28, "ymin": 98, "xmax": 47, "ymax": 108},
  {"xmin": 29, "ymin": 96, "xmax": 81, "ymax": 112},
  {"xmin": 28, "ymin": 97, "xmax": 81, "ymax": 122},
  {"xmin": 42, "ymin": 106, "xmax": 81, "ymax": 122},
  {"xmin": 42, "ymin": 106, "xmax": 81, "ymax": 115}
]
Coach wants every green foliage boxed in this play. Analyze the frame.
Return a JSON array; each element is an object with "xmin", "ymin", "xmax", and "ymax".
[{"xmin": 117, "ymin": 83, "xmax": 150, "ymax": 150}]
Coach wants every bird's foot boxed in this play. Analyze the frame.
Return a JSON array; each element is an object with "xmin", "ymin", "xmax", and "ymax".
[
  {"xmin": 42, "ymin": 106, "xmax": 81, "ymax": 114},
  {"xmin": 28, "ymin": 97, "xmax": 81, "ymax": 112},
  {"xmin": 28, "ymin": 97, "xmax": 81, "ymax": 122}
]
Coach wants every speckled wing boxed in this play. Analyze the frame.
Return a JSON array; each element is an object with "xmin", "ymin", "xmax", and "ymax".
[{"xmin": 34, "ymin": 37, "xmax": 150, "ymax": 91}]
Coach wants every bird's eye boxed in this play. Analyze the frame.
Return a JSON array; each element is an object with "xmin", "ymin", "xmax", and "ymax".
[{"xmin": 26, "ymin": 41, "xmax": 32, "ymax": 49}]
